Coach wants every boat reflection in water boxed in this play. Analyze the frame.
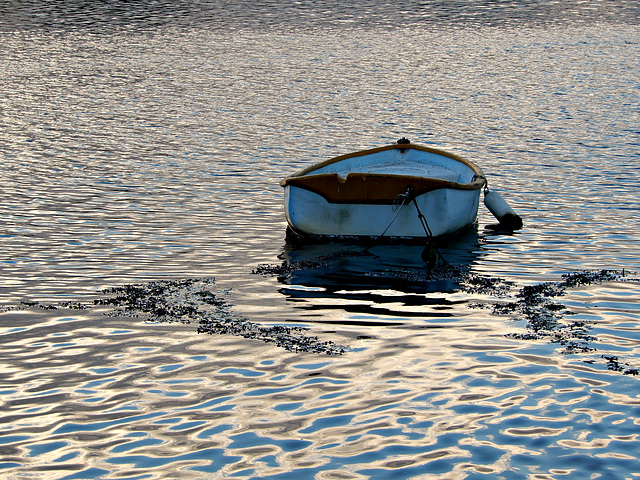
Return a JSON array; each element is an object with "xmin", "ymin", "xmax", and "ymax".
[{"xmin": 274, "ymin": 227, "xmax": 484, "ymax": 326}]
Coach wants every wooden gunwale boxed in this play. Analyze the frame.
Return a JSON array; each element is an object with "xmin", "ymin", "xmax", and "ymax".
[{"xmin": 280, "ymin": 143, "xmax": 486, "ymax": 205}]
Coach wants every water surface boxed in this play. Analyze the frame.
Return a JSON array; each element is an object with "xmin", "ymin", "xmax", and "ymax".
[{"xmin": 1, "ymin": 1, "xmax": 639, "ymax": 478}]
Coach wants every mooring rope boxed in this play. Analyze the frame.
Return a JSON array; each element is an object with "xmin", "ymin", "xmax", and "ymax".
[
  {"xmin": 408, "ymin": 189, "xmax": 447, "ymax": 265},
  {"xmin": 365, "ymin": 186, "xmax": 446, "ymax": 266},
  {"xmin": 377, "ymin": 187, "xmax": 413, "ymax": 238},
  {"xmin": 410, "ymin": 195, "xmax": 434, "ymax": 238}
]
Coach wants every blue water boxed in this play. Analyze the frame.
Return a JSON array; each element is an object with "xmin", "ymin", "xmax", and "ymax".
[{"xmin": 1, "ymin": 1, "xmax": 639, "ymax": 479}]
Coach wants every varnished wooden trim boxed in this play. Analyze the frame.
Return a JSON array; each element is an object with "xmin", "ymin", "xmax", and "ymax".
[
  {"xmin": 280, "ymin": 143, "xmax": 486, "ymax": 204},
  {"xmin": 284, "ymin": 173, "xmax": 485, "ymax": 204}
]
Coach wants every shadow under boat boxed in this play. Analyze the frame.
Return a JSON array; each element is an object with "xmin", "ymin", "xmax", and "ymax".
[{"xmin": 268, "ymin": 226, "xmax": 485, "ymax": 325}]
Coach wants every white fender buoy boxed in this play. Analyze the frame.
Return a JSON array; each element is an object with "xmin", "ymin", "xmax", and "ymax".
[{"xmin": 484, "ymin": 189, "xmax": 523, "ymax": 230}]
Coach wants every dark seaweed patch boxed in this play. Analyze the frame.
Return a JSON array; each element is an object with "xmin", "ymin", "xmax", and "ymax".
[
  {"xmin": 95, "ymin": 278, "xmax": 346, "ymax": 355},
  {"xmin": 196, "ymin": 321, "xmax": 344, "ymax": 355},
  {"xmin": 252, "ymin": 261, "xmax": 318, "ymax": 277},
  {"xmin": 96, "ymin": 279, "xmax": 206, "ymax": 322},
  {"xmin": 602, "ymin": 355, "xmax": 639, "ymax": 376},
  {"xmin": 560, "ymin": 270, "xmax": 622, "ymax": 289},
  {"xmin": 461, "ymin": 274, "xmax": 514, "ymax": 296},
  {"xmin": 494, "ymin": 269, "xmax": 639, "ymax": 370},
  {"xmin": 479, "ymin": 269, "xmax": 638, "ymax": 372},
  {"xmin": 59, "ymin": 301, "xmax": 92, "ymax": 310},
  {"xmin": 19, "ymin": 300, "xmax": 59, "ymax": 310}
]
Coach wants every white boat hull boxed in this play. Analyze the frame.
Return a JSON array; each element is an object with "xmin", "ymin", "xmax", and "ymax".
[
  {"xmin": 284, "ymin": 184, "xmax": 481, "ymax": 238},
  {"xmin": 280, "ymin": 141, "xmax": 487, "ymax": 240}
]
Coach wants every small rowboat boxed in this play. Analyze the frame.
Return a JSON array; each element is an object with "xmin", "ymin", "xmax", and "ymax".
[{"xmin": 280, "ymin": 138, "xmax": 521, "ymax": 242}]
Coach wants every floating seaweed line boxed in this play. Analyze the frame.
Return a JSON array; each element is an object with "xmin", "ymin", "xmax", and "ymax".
[
  {"xmin": 252, "ymin": 250, "xmax": 370, "ymax": 278},
  {"xmin": 255, "ymin": 255, "xmax": 639, "ymax": 374},
  {"xmin": 2, "ymin": 259, "xmax": 637, "ymax": 367},
  {"xmin": 94, "ymin": 278, "xmax": 346, "ymax": 355},
  {"xmin": 471, "ymin": 269, "xmax": 640, "ymax": 374},
  {"xmin": 2, "ymin": 280, "xmax": 346, "ymax": 355},
  {"xmin": 0, "ymin": 300, "xmax": 93, "ymax": 312}
]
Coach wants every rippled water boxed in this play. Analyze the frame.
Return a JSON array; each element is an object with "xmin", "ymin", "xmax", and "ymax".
[{"xmin": 1, "ymin": 1, "xmax": 640, "ymax": 479}]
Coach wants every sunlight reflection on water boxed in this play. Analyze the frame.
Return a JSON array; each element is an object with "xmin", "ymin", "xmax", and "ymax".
[{"xmin": 1, "ymin": 1, "xmax": 640, "ymax": 478}]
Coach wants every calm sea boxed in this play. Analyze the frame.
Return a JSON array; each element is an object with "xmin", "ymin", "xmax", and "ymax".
[{"xmin": 1, "ymin": 1, "xmax": 640, "ymax": 479}]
